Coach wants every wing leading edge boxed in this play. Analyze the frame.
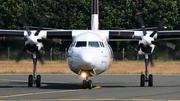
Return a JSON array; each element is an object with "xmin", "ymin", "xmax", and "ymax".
[{"xmin": 0, "ymin": 30, "xmax": 180, "ymax": 41}]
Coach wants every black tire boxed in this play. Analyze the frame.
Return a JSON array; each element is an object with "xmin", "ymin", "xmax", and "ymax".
[
  {"xmin": 140, "ymin": 74, "xmax": 145, "ymax": 87},
  {"xmin": 82, "ymin": 80, "xmax": 86, "ymax": 89},
  {"xmin": 148, "ymin": 74, "xmax": 153, "ymax": 87},
  {"xmin": 28, "ymin": 75, "xmax": 33, "ymax": 87},
  {"xmin": 36, "ymin": 75, "xmax": 41, "ymax": 87},
  {"xmin": 88, "ymin": 80, "xmax": 92, "ymax": 89}
]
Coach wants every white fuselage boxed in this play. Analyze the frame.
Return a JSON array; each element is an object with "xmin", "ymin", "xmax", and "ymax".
[{"xmin": 67, "ymin": 32, "xmax": 113, "ymax": 75}]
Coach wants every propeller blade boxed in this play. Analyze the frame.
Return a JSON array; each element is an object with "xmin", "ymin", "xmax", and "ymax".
[
  {"xmin": 16, "ymin": 46, "xmax": 27, "ymax": 62},
  {"xmin": 151, "ymin": 41, "xmax": 175, "ymax": 50},
  {"xmin": 150, "ymin": 18, "xmax": 168, "ymax": 37},
  {"xmin": 34, "ymin": 46, "xmax": 44, "ymax": 64},
  {"xmin": 17, "ymin": 14, "xmax": 31, "ymax": 36},
  {"xmin": 37, "ymin": 39, "xmax": 62, "ymax": 44},
  {"xmin": 135, "ymin": 43, "xmax": 144, "ymax": 52},
  {"xmin": 148, "ymin": 54, "xmax": 154, "ymax": 67},
  {"xmin": 125, "ymin": 43, "xmax": 144, "ymax": 59},
  {"xmin": 34, "ymin": 15, "xmax": 50, "ymax": 36},
  {"xmin": 136, "ymin": 12, "xmax": 147, "ymax": 36},
  {"xmin": 36, "ymin": 50, "xmax": 44, "ymax": 64},
  {"xmin": 158, "ymin": 18, "xmax": 168, "ymax": 28}
]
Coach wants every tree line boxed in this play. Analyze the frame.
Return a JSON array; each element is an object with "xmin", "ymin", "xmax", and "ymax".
[{"xmin": 0, "ymin": 0, "xmax": 180, "ymax": 60}]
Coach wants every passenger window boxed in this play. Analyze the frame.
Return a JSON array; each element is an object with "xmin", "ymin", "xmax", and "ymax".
[
  {"xmin": 75, "ymin": 41, "xmax": 86, "ymax": 47},
  {"xmin": 88, "ymin": 41, "xmax": 99, "ymax": 47}
]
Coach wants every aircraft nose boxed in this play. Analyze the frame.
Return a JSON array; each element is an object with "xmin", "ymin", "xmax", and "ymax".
[{"xmin": 80, "ymin": 52, "xmax": 93, "ymax": 65}]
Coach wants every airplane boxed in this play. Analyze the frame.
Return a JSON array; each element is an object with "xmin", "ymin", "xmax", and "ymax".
[{"xmin": 0, "ymin": 0, "xmax": 180, "ymax": 89}]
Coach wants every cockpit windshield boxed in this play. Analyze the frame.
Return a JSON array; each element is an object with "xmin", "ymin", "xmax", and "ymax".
[
  {"xmin": 88, "ymin": 41, "xmax": 100, "ymax": 47},
  {"xmin": 75, "ymin": 41, "xmax": 104, "ymax": 48},
  {"xmin": 75, "ymin": 41, "xmax": 86, "ymax": 47}
]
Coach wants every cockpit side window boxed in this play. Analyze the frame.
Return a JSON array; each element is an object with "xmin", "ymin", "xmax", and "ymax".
[
  {"xmin": 88, "ymin": 41, "xmax": 99, "ymax": 47},
  {"xmin": 70, "ymin": 41, "xmax": 76, "ymax": 48},
  {"xmin": 99, "ymin": 41, "xmax": 105, "ymax": 47},
  {"xmin": 75, "ymin": 41, "xmax": 86, "ymax": 47}
]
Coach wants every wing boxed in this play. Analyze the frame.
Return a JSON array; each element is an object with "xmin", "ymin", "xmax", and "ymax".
[
  {"xmin": 0, "ymin": 30, "xmax": 25, "ymax": 40},
  {"xmin": 157, "ymin": 30, "xmax": 180, "ymax": 40},
  {"xmin": 46, "ymin": 30, "xmax": 180, "ymax": 41},
  {"xmin": 0, "ymin": 29, "xmax": 180, "ymax": 41}
]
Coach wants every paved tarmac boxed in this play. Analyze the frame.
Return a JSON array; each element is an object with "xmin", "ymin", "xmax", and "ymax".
[{"xmin": 0, "ymin": 74, "xmax": 180, "ymax": 101}]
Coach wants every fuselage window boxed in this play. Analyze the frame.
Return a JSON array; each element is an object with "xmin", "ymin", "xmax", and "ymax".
[
  {"xmin": 88, "ymin": 41, "xmax": 99, "ymax": 47},
  {"xmin": 75, "ymin": 41, "xmax": 86, "ymax": 47}
]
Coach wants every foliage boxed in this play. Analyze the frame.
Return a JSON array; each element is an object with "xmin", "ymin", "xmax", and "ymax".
[{"xmin": 0, "ymin": 0, "xmax": 180, "ymax": 60}]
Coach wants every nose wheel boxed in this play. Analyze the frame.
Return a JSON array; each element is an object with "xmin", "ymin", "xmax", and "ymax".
[
  {"xmin": 140, "ymin": 55, "xmax": 153, "ymax": 87},
  {"xmin": 82, "ymin": 80, "xmax": 92, "ymax": 89}
]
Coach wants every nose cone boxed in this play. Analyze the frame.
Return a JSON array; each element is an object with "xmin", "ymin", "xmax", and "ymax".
[
  {"xmin": 79, "ymin": 52, "xmax": 94, "ymax": 70},
  {"xmin": 80, "ymin": 52, "xmax": 93, "ymax": 64}
]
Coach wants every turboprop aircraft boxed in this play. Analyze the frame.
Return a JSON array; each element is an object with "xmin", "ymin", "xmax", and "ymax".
[{"xmin": 0, "ymin": 0, "xmax": 180, "ymax": 89}]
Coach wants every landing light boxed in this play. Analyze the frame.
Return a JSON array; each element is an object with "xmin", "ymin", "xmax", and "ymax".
[{"xmin": 81, "ymin": 72, "xmax": 87, "ymax": 78}]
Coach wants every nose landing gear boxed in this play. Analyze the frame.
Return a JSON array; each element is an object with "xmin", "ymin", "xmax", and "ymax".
[
  {"xmin": 82, "ymin": 79, "xmax": 92, "ymax": 89},
  {"xmin": 80, "ymin": 71, "xmax": 93, "ymax": 89}
]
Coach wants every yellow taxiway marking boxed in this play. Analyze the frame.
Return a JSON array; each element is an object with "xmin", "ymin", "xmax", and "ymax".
[
  {"xmin": 0, "ymin": 79, "xmax": 101, "ymax": 99},
  {"xmin": 0, "ymin": 89, "xmax": 81, "ymax": 99},
  {"xmin": 0, "ymin": 79, "xmax": 66, "ymax": 84},
  {"xmin": 94, "ymin": 85, "xmax": 101, "ymax": 89},
  {"xmin": 0, "ymin": 86, "xmax": 101, "ymax": 99},
  {"xmin": 0, "ymin": 79, "xmax": 27, "ymax": 82},
  {"xmin": 57, "ymin": 99, "xmax": 116, "ymax": 101},
  {"xmin": 50, "ymin": 99, "xmax": 180, "ymax": 101},
  {"xmin": 4, "ymin": 99, "xmax": 177, "ymax": 101}
]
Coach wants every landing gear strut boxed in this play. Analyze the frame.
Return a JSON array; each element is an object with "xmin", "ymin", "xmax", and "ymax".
[
  {"xmin": 82, "ymin": 77, "xmax": 92, "ymax": 89},
  {"xmin": 140, "ymin": 54, "xmax": 153, "ymax": 87},
  {"xmin": 28, "ymin": 54, "xmax": 41, "ymax": 87}
]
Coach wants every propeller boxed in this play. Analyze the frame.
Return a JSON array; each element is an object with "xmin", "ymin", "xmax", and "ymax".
[
  {"xmin": 135, "ymin": 11, "xmax": 174, "ymax": 49},
  {"xmin": 130, "ymin": 11, "xmax": 175, "ymax": 67},
  {"xmin": 16, "ymin": 14, "xmax": 50, "ymax": 64}
]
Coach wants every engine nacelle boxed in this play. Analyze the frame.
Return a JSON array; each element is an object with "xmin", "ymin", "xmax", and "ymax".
[{"xmin": 138, "ymin": 44, "xmax": 155, "ymax": 55}]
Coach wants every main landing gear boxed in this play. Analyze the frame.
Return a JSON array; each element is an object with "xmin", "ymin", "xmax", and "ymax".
[
  {"xmin": 140, "ymin": 54, "xmax": 153, "ymax": 87},
  {"xmin": 82, "ymin": 77, "xmax": 92, "ymax": 89},
  {"xmin": 28, "ymin": 54, "xmax": 41, "ymax": 87}
]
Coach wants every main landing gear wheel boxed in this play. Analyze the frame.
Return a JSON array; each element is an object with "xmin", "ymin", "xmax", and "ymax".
[
  {"xmin": 36, "ymin": 75, "xmax": 41, "ymax": 87},
  {"xmin": 82, "ymin": 80, "xmax": 92, "ymax": 89},
  {"xmin": 140, "ymin": 74, "xmax": 153, "ymax": 87},
  {"xmin": 28, "ymin": 74, "xmax": 41, "ymax": 87},
  {"xmin": 148, "ymin": 74, "xmax": 153, "ymax": 87},
  {"xmin": 28, "ymin": 75, "xmax": 33, "ymax": 87},
  {"xmin": 140, "ymin": 74, "xmax": 145, "ymax": 87}
]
